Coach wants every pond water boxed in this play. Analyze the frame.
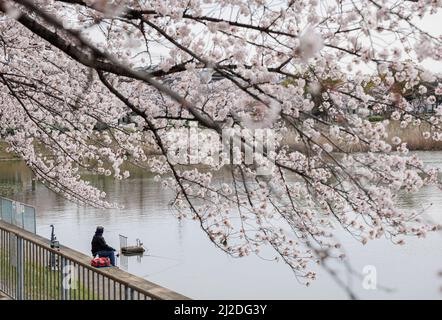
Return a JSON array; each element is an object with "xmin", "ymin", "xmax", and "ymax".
[{"xmin": 0, "ymin": 151, "xmax": 442, "ymax": 299}]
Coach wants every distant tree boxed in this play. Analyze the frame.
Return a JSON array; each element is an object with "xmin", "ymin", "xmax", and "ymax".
[{"xmin": 1, "ymin": 0, "xmax": 441, "ymax": 297}]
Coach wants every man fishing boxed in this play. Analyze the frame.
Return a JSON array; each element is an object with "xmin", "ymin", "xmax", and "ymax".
[{"xmin": 91, "ymin": 226, "xmax": 117, "ymax": 266}]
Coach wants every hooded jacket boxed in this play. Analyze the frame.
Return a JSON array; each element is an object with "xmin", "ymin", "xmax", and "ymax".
[{"xmin": 91, "ymin": 227, "xmax": 115, "ymax": 256}]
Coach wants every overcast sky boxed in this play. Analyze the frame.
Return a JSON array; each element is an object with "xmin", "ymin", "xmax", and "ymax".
[
  {"xmin": 86, "ymin": 5, "xmax": 442, "ymax": 75},
  {"xmin": 415, "ymin": 10, "xmax": 442, "ymax": 73}
]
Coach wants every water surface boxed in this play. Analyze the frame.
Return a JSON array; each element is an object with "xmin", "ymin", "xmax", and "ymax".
[{"xmin": 1, "ymin": 151, "xmax": 442, "ymax": 299}]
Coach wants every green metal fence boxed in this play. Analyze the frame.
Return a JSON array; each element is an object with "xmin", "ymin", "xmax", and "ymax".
[{"xmin": 0, "ymin": 196, "xmax": 36, "ymax": 234}]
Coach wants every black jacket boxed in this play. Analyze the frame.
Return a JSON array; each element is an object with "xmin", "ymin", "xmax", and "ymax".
[{"xmin": 91, "ymin": 233, "xmax": 115, "ymax": 256}]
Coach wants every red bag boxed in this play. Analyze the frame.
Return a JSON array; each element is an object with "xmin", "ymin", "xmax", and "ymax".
[{"xmin": 91, "ymin": 257, "xmax": 111, "ymax": 268}]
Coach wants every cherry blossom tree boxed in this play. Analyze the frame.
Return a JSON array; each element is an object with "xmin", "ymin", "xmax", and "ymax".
[{"xmin": 1, "ymin": 0, "xmax": 442, "ymax": 297}]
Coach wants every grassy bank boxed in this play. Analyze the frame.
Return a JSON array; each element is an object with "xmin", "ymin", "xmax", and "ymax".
[
  {"xmin": 0, "ymin": 248, "xmax": 101, "ymax": 300},
  {"xmin": 1, "ymin": 120, "xmax": 442, "ymax": 161},
  {"xmin": 0, "ymin": 141, "xmax": 18, "ymax": 161},
  {"xmin": 282, "ymin": 120, "xmax": 442, "ymax": 153},
  {"xmin": 0, "ymin": 139, "xmax": 161, "ymax": 161},
  {"xmin": 385, "ymin": 120, "xmax": 442, "ymax": 151}
]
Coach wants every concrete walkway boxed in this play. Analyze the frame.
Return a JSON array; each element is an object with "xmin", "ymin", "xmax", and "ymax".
[{"xmin": 0, "ymin": 291, "xmax": 11, "ymax": 300}]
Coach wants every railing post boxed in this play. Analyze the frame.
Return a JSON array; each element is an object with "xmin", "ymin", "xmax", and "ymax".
[
  {"xmin": 16, "ymin": 236, "xmax": 24, "ymax": 300},
  {"xmin": 61, "ymin": 257, "xmax": 68, "ymax": 300},
  {"xmin": 125, "ymin": 286, "xmax": 134, "ymax": 300}
]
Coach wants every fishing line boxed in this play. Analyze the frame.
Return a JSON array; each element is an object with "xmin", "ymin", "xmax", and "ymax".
[
  {"xmin": 143, "ymin": 253, "xmax": 181, "ymax": 262},
  {"xmin": 141, "ymin": 245, "xmax": 181, "ymax": 261},
  {"xmin": 141, "ymin": 260, "xmax": 185, "ymax": 278}
]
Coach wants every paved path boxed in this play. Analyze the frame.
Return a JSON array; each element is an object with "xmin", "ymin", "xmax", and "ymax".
[{"xmin": 0, "ymin": 291, "xmax": 11, "ymax": 300}]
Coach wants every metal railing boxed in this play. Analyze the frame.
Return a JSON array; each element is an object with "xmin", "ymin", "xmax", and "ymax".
[
  {"xmin": 0, "ymin": 196, "xmax": 36, "ymax": 234},
  {"xmin": 0, "ymin": 220, "xmax": 189, "ymax": 300}
]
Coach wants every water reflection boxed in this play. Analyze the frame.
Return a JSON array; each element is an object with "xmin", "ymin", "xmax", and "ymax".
[{"xmin": 0, "ymin": 152, "xmax": 442, "ymax": 299}]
